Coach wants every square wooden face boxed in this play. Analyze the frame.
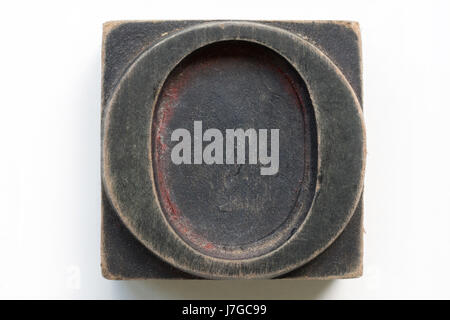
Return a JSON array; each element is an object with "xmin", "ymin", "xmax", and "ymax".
[{"xmin": 101, "ymin": 21, "xmax": 365, "ymax": 279}]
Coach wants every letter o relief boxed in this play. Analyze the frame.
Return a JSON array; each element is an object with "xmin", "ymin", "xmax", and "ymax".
[{"xmin": 102, "ymin": 22, "xmax": 366, "ymax": 279}]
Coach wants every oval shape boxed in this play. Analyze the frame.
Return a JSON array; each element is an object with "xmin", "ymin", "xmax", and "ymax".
[{"xmin": 152, "ymin": 41, "xmax": 317, "ymax": 259}]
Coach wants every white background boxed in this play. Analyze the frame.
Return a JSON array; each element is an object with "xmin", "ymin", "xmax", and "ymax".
[{"xmin": 1, "ymin": 0, "xmax": 449, "ymax": 299}]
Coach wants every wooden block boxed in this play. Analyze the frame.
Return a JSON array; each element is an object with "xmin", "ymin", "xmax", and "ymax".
[{"xmin": 101, "ymin": 20, "xmax": 365, "ymax": 279}]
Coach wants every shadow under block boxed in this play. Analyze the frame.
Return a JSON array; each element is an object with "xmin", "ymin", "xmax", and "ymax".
[{"xmin": 101, "ymin": 20, "xmax": 365, "ymax": 279}]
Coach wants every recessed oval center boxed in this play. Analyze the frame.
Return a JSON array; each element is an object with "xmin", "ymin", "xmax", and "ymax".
[{"xmin": 152, "ymin": 41, "xmax": 317, "ymax": 259}]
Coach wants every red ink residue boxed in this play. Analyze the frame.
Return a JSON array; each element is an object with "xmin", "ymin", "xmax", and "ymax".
[{"xmin": 153, "ymin": 65, "xmax": 217, "ymax": 252}]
